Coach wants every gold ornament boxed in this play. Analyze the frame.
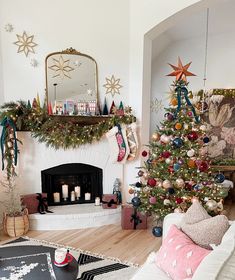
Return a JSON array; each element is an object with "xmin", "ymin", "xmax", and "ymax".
[
  {"xmin": 103, "ymin": 75, "xmax": 122, "ymax": 97},
  {"xmin": 175, "ymin": 123, "xmax": 182, "ymax": 130},
  {"xmin": 175, "ymin": 178, "xmax": 185, "ymax": 188},
  {"xmin": 14, "ymin": 31, "xmax": 37, "ymax": 57},
  {"xmin": 163, "ymin": 179, "xmax": 172, "ymax": 189},
  {"xmin": 49, "ymin": 55, "xmax": 75, "ymax": 79},
  {"xmin": 151, "ymin": 132, "xmax": 160, "ymax": 141},
  {"xmin": 206, "ymin": 200, "xmax": 218, "ymax": 211}
]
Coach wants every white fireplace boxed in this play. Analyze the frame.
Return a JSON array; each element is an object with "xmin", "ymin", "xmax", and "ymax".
[{"xmin": 16, "ymin": 132, "xmax": 123, "ymax": 230}]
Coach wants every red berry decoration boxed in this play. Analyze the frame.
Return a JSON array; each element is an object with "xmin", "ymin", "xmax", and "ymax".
[
  {"xmin": 162, "ymin": 151, "xmax": 171, "ymax": 158},
  {"xmin": 175, "ymin": 198, "xmax": 183, "ymax": 204},
  {"xmin": 187, "ymin": 131, "xmax": 198, "ymax": 141},
  {"xmin": 147, "ymin": 178, "xmax": 157, "ymax": 187},
  {"xmin": 142, "ymin": 150, "xmax": 148, "ymax": 157}
]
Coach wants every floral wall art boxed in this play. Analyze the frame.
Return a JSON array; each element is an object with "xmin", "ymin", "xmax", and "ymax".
[{"xmin": 203, "ymin": 91, "xmax": 235, "ymax": 163}]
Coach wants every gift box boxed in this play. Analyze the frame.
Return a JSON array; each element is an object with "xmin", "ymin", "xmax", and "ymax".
[
  {"xmin": 21, "ymin": 193, "xmax": 47, "ymax": 214},
  {"xmin": 121, "ymin": 204, "xmax": 147, "ymax": 230},
  {"xmin": 102, "ymin": 194, "xmax": 117, "ymax": 209}
]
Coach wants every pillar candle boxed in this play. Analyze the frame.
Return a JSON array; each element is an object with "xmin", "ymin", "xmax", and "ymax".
[
  {"xmin": 95, "ymin": 197, "xmax": 100, "ymax": 206},
  {"xmin": 62, "ymin": 184, "xmax": 68, "ymax": 199},
  {"xmin": 53, "ymin": 192, "xmax": 60, "ymax": 203},
  {"xmin": 85, "ymin": 192, "xmax": 91, "ymax": 200},
  {"xmin": 71, "ymin": 191, "xmax": 75, "ymax": 202},
  {"xmin": 74, "ymin": 186, "xmax": 81, "ymax": 198}
]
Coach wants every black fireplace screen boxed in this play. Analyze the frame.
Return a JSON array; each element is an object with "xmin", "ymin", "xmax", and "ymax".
[{"xmin": 41, "ymin": 163, "xmax": 103, "ymax": 206}]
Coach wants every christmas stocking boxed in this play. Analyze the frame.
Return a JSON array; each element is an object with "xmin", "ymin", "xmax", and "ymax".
[
  {"xmin": 116, "ymin": 124, "xmax": 130, "ymax": 163},
  {"xmin": 106, "ymin": 126, "xmax": 119, "ymax": 163},
  {"xmin": 126, "ymin": 122, "xmax": 139, "ymax": 161}
]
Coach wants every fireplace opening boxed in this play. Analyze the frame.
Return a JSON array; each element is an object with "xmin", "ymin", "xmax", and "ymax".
[{"xmin": 41, "ymin": 163, "xmax": 103, "ymax": 206}]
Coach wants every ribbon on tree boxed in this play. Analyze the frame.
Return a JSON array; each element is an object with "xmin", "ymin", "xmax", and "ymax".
[
  {"xmin": 175, "ymin": 86, "xmax": 200, "ymax": 123},
  {"xmin": 0, "ymin": 117, "xmax": 18, "ymax": 170}
]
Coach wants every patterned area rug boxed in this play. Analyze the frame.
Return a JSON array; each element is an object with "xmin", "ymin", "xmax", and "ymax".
[{"xmin": 0, "ymin": 237, "xmax": 138, "ymax": 280}]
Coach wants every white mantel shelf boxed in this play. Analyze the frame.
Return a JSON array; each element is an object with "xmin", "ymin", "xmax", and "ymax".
[{"xmin": 29, "ymin": 204, "xmax": 121, "ymax": 230}]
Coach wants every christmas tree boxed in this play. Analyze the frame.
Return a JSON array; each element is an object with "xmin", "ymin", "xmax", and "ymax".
[{"xmin": 134, "ymin": 58, "xmax": 227, "ymax": 220}]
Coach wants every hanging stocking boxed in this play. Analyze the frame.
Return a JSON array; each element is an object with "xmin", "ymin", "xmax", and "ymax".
[
  {"xmin": 106, "ymin": 126, "xmax": 119, "ymax": 163},
  {"xmin": 116, "ymin": 124, "xmax": 129, "ymax": 163},
  {"xmin": 126, "ymin": 122, "xmax": 139, "ymax": 161}
]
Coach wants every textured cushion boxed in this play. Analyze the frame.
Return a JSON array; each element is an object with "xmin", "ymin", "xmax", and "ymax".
[
  {"xmin": 181, "ymin": 201, "xmax": 229, "ymax": 249},
  {"xmin": 156, "ymin": 225, "xmax": 210, "ymax": 280}
]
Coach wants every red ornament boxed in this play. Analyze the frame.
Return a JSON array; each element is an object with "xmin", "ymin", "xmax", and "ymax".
[
  {"xmin": 187, "ymin": 131, "xmax": 198, "ymax": 141},
  {"xmin": 142, "ymin": 150, "xmax": 148, "ymax": 157},
  {"xmin": 198, "ymin": 161, "xmax": 209, "ymax": 172},
  {"xmin": 175, "ymin": 198, "xmax": 183, "ymax": 204},
  {"xmin": 162, "ymin": 151, "xmax": 171, "ymax": 158},
  {"xmin": 147, "ymin": 178, "xmax": 157, "ymax": 187},
  {"xmin": 168, "ymin": 165, "xmax": 174, "ymax": 173}
]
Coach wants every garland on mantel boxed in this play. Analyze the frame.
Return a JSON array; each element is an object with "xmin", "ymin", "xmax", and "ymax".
[{"xmin": 0, "ymin": 100, "xmax": 136, "ymax": 149}]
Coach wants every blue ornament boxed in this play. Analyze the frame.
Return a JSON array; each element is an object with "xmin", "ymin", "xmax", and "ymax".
[
  {"xmin": 173, "ymin": 138, "xmax": 183, "ymax": 148},
  {"xmin": 193, "ymin": 184, "xmax": 201, "ymax": 191},
  {"xmin": 215, "ymin": 173, "xmax": 225, "ymax": 183},
  {"xmin": 203, "ymin": 136, "xmax": 210, "ymax": 143},
  {"xmin": 131, "ymin": 196, "xmax": 141, "ymax": 207},
  {"xmin": 173, "ymin": 163, "xmax": 181, "ymax": 171},
  {"xmin": 152, "ymin": 226, "xmax": 162, "ymax": 237},
  {"xmin": 168, "ymin": 188, "xmax": 175, "ymax": 194}
]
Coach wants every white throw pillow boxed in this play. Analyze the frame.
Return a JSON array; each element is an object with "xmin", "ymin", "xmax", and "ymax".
[{"xmin": 192, "ymin": 232, "xmax": 235, "ymax": 279}]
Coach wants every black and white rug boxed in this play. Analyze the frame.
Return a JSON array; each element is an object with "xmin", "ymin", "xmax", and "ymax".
[{"xmin": 0, "ymin": 237, "xmax": 138, "ymax": 280}]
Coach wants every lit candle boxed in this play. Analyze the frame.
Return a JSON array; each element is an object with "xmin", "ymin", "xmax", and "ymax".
[
  {"xmin": 95, "ymin": 197, "xmax": 100, "ymax": 206},
  {"xmin": 85, "ymin": 192, "xmax": 91, "ymax": 201},
  {"xmin": 53, "ymin": 192, "xmax": 60, "ymax": 203},
  {"xmin": 71, "ymin": 191, "xmax": 75, "ymax": 202},
  {"xmin": 62, "ymin": 184, "xmax": 68, "ymax": 200},
  {"xmin": 74, "ymin": 186, "xmax": 81, "ymax": 199}
]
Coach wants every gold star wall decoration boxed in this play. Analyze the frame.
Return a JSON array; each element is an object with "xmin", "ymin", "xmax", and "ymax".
[
  {"xmin": 150, "ymin": 98, "xmax": 164, "ymax": 113},
  {"xmin": 103, "ymin": 75, "xmax": 122, "ymax": 97},
  {"xmin": 48, "ymin": 55, "xmax": 75, "ymax": 79},
  {"xmin": 14, "ymin": 31, "xmax": 37, "ymax": 57}
]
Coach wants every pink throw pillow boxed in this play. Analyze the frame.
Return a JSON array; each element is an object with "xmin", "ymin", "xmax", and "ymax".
[{"xmin": 156, "ymin": 225, "xmax": 210, "ymax": 280}]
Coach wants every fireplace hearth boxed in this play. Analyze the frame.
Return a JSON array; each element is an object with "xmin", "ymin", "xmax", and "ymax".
[{"xmin": 41, "ymin": 163, "xmax": 103, "ymax": 206}]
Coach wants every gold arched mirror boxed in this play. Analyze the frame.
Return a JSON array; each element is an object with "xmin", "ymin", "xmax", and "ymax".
[{"xmin": 45, "ymin": 48, "xmax": 98, "ymax": 115}]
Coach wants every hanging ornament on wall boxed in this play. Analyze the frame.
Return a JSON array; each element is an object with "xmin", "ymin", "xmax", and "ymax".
[
  {"xmin": 150, "ymin": 97, "xmax": 164, "ymax": 113},
  {"xmin": 30, "ymin": 58, "xmax": 39, "ymax": 67},
  {"xmin": 5, "ymin": 23, "xmax": 14, "ymax": 32},
  {"xmin": 14, "ymin": 31, "xmax": 38, "ymax": 57},
  {"xmin": 103, "ymin": 75, "xmax": 122, "ymax": 97}
]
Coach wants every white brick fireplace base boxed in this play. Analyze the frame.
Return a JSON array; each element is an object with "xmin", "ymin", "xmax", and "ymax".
[{"xmin": 29, "ymin": 204, "xmax": 121, "ymax": 230}]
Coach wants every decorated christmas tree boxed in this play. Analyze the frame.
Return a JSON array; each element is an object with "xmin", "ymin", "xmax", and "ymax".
[{"xmin": 133, "ymin": 58, "xmax": 227, "ymax": 221}]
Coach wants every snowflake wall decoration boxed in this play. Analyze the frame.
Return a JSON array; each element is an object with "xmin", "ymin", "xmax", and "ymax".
[
  {"xmin": 150, "ymin": 97, "xmax": 164, "ymax": 113},
  {"xmin": 14, "ymin": 31, "xmax": 37, "ymax": 57},
  {"xmin": 103, "ymin": 75, "xmax": 122, "ymax": 97},
  {"xmin": 5, "ymin": 23, "xmax": 14, "ymax": 33},
  {"xmin": 48, "ymin": 55, "xmax": 74, "ymax": 79}
]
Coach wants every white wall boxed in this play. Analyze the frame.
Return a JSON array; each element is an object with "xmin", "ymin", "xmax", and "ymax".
[
  {"xmin": 0, "ymin": 0, "xmax": 129, "ymax": 108},
  {"xmin": 0, "ymin": 35, "xmax": 4, "ymax": 105},
  {"xmin": 150, "ymin": 32, "xmax": 235, "ymax": 134}
]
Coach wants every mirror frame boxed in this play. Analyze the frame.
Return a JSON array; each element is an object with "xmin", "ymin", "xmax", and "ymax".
[{"xmin": 45, "ymin": 47, "xmax": 99, "ymax": 115}]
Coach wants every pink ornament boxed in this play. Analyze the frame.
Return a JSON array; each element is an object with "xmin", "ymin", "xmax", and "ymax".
[
  {"xmin": 187, "ymin": 111, "xmax": 193, "ymax": 117},
  {"xmin": 174, "ymin": 208, "xmax": 183, "ymax": 213},
  {"xmin": 149, "ymin": 196, "xmax": 157, "ymax": 204},
  {"xmin": 191, "ymin": 197, "xmax": 199, "ymax": 203}
]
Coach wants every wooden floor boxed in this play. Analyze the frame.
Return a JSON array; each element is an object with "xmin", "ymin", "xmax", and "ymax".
[{"xmin": 1, "ymin": 200, "xmax": 235, "ymax": 265}]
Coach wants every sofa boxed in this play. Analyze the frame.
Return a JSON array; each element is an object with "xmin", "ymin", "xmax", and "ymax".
[{"xmin": 131, "ymin": 213, "xmax": 235, "ymax": 280}]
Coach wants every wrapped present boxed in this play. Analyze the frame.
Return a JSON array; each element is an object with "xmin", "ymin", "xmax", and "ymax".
[
  {"xmin": 121, "ymin": 204, "xmax": 147, "ymax": 230},
  {"xmin": 102, "ymin": 194, "xmax": 117, "ymax": 209},
  {"xmin": 21, "ymin": 193, "xmax": 48, "ymax": 214}
]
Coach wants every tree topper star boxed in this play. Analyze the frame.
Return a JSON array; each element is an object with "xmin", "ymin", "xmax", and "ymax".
[{"xmin": 167, "ymin": 57, "xmax": 196, "ymax": 82}]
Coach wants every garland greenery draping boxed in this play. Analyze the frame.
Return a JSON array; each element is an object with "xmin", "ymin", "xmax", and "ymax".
[{"xmin": 0, "ymin": 100, "xmax": 136, "ymax": 149}]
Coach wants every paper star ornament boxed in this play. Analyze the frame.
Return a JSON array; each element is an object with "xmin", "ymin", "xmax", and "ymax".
[
  {"xmin": 167, "ymin": 57, "xmax": 196, "ymax": 82},
  {"xmin": 14, "ymin": 31, "xmax": 37, "ymax": 57},
  {"xmin": 103, "ymin": 75, "xmax": 122, "ymax": 97}
]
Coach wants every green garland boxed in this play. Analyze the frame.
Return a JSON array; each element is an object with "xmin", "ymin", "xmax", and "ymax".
[{"xmin": 0, "ymin": 100, "xmax": 136, "ymax": 150}]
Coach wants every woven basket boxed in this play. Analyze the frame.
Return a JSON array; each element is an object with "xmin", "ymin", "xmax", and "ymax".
[{"xmin": 3, "ymin": 208, "xmax": 29, "ymax": 237}]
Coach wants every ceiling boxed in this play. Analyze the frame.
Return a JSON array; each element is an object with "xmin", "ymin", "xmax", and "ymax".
[{"xmin": 152, "ymin": 0, "xmax": 235, "ymax": 59}]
